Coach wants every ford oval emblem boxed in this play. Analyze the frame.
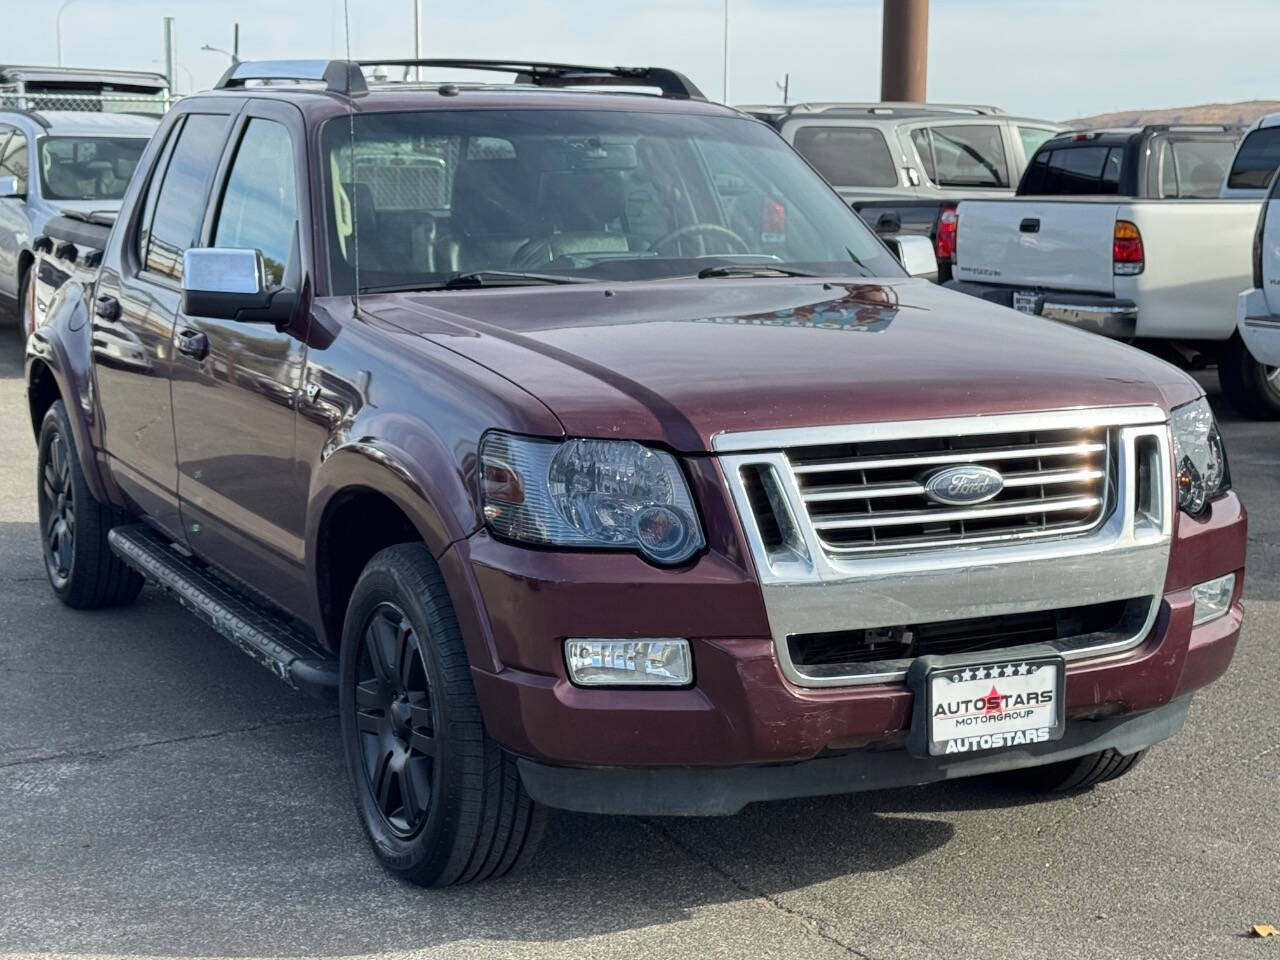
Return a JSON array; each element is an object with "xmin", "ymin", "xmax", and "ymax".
[{"xmin": 922, "ymin": 465, "xmax": 1004, "ymax": 506}]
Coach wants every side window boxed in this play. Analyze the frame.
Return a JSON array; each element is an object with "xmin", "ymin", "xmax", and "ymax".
[
  {"xmin": 0, "ymin": 128, "xmax": 29, "ymax": 187},
  {"xmin": 1157, "ymin": 142, "xmax": 1178, "ymax": 198},
  {"xmin": 1227, "ymin": 127, "xmax": 1280, "ymax": 191},
  {"xmin": 1169, "ymin": 139, "xmax": 1234, "ymax": 198},
  {"xmin": 1017, "ymin": 126, "xmax": 1057, "ymax": 163},
  {"xmin": 790, "ymin": 126, "xmax": 898, "ymax": 188},
  {"xmin": 924, "ymin": 124, "xmax": 1008, "ymax": 187},
  {"xmin": 213, "ymin": 119, "xmax": 299, "ymax": 287},
  {"xmin": 909, "ymin": 128, "xmax": 935, "ymax": 181},
  {"xmin": 136, "ymin": 118, "xmax": 181, "ymax": 264},
  {"xmin": 144, "ymin": 113, "xmax": 228, "ymax": 281}
]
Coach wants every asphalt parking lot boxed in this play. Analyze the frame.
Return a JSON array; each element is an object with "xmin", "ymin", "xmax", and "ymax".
[{"xmin": 0, "ymin": 322, "xmax": 1276, "ymax": 960}]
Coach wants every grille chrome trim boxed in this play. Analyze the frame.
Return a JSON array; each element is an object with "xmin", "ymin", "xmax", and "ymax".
[
  {"xmin": 715, "ymin": 406, "xmax": 1173, "ymax": 687},
  {"xmin": 810, "ymin": 494, "xmax": 1103, "ymax": 531},
  {"xmin": 789, "ymin": 441, "xmax": 1107, "ymax": 474}
]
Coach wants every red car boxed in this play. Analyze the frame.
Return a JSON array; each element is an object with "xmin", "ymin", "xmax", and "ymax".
[{"xmin": 25, "ymin": 59, "xmax": 1245, "ymax": 886}]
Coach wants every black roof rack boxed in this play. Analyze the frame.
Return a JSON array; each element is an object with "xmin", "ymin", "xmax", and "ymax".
[{"xmin": 214, "ymin": 58, "xmax": 705, "ymax": 100}]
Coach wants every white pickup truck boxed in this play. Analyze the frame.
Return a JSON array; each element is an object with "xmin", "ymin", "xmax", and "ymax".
[{"xmin": 946, "ymin": 126, "xmax": 1279, "ymax": 419}]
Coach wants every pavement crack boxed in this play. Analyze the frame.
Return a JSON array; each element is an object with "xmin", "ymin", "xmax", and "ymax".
[
  {"xmin": 0, "ymin": 712, "xmax": 336, "ymax": 770},
  {"xmin": 643, "ymin": 818, "xmax": 879, "ymax": 959}
]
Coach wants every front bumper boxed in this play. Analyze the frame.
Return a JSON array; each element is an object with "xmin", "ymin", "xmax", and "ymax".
[
  {"xmin": 452, "ymin": 491, "xmax": 1244, "ymax": 783},
  {"xmin": 945, "ymin": 280, "xmax": 1138, "ymax": 338},
  {"xmin": 1238, "ymin": 287, "xmax": 1280, "ymax": 366}
]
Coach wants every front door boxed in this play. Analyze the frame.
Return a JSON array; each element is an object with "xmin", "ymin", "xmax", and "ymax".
[{"xmin": 169, "ymin": 100, "xmax": 313, "ymax": 617}]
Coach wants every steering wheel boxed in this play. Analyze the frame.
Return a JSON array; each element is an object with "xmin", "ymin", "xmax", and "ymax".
[{"xmin": 650, "ymin": 223, "xmax": 750, "ymax": 256}]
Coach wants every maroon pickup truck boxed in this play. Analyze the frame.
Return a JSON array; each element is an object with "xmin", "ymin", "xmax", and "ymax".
[{"xmin": 26, "ymin": 59, "xmax": 1246, "ymax": 887}]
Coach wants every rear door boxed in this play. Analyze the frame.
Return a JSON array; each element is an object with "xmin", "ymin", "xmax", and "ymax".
[
  {"xmin": 94, "ymin": 106, "xmax": 235, "ymax": 535},
  {"xmin": 1241, "ymin": 185, "xmax": 1280, "ymax": 365},
  {"xmin": 169, "ymin": 99, "xmax": 313, "ymax": 617}
]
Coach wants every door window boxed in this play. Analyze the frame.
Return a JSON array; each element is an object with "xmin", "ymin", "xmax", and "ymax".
[
  {"xmin": 791, "ymin": 126, "xmax": 898, "ymax": 188},
  {"xmin": 915, "ymin": 124, "xmax": 1009, "ymax": 187},
  {"xmin": 143, "ymin": 113, "xmax": 228, "ymax": 281},
  {"xmin": 1227, "ymin": 126, "xmax": 1280, "ymax": 191},
  {"xmin": 1164, "ymin": 139, "xmax": 1234, "ymax": 198},
  {"xmin": 212, "ymin": 119, "xmax": 299, "ymax": 287},
  {"xmin": 0, "ymin": 128, "xmax": 28, "ymax": 188}
]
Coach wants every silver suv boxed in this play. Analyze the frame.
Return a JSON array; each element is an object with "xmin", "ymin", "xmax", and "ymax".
[
  {"xmin": 0, "ymin": 109, "xmax": 158, "ymax": 329},
  {"xmin": 740, "ymin": 102, "xmax": 1066, "ymax": 279}
]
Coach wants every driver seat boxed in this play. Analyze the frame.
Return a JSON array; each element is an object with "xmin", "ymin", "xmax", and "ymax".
[{"xmin": 514, "ymin": 170, "xmax": 647, "ymax": 267}]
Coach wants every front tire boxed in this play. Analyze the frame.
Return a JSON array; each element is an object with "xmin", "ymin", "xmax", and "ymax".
[
  {"xmin": 999, "ymin": 748, "xmax": 1146, "ymax": 793},
  {"xmin": 37, "ymin": 400, "xmax": 143, "ymax": 609},
  {"xmin": 338, "ymin": 543, "xmax": 544, "ymax": 886},
  {"xmin": 1218, "ymin": 333, "xmax": 1280, "ymax": 420}
]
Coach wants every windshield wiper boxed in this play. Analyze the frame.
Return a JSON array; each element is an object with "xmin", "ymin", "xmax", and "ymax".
[
  {"xmin": 363, "ymin": 271, "xmax": 590, "ymax": 293},
  {"xmin": 695, "ymin": 264, "xmax": 818, "ymax": 279}
]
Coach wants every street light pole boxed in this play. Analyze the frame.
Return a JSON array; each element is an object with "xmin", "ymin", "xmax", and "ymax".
[
  {"xmin": 722, "ymin": 0, "xmax": 729, "ymax": 103},
  {"xmin": 55, "ymin": 0, "xmax": 82, "ymax": 67}
]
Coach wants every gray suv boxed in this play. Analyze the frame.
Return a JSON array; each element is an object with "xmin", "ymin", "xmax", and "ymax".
[
  {"xmin": 740, "ymin": 102, "xmax": 1065, "ymax": 279},
  {"xmin": 0, "ymin": 109, "xmax": 157, "ymax": 328}
]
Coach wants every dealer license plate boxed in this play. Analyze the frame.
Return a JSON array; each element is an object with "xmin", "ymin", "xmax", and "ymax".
[
  {"xmin": 1012, "ymin": 291, "xmax": 1039, "ymax": 315},
  {"xmin": 922, "ymin": 656, "xmax": 1065, "ymax": 757}
]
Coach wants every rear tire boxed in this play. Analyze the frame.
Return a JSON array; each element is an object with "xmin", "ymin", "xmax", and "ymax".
[
  {"xmin": 338, "ymin": 543, "xmax": 544, "ymax": 887},
  {"xmin": 37, "ymin": 400, "xmax": 144, "ymax": 609},
  {"xmin": 1218, "ymin": 333, "xmax": 1280, "ymax": 420},
  {"xmin": 999, "ymin": 748, "xmax": 1146, "ymax": 793}
]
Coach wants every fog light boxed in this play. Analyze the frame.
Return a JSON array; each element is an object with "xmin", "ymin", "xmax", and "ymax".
[
  {"xmin": 1192, "ymin": 574, "xmax": 1235, "ymax": 626},
  {"xmin": 564, "ymin": 639, "xmax": 692, "ymax": 687}
]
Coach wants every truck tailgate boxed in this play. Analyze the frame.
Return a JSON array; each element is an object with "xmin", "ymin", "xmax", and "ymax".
[{"xmin": 954, "ymin": 199, "xmax": 1120, "ymax": 294}]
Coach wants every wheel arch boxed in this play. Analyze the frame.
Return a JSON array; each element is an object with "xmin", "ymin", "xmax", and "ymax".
[{"xmin": 306, "ymin": 440, "xmax": 497, "ymax": 671}]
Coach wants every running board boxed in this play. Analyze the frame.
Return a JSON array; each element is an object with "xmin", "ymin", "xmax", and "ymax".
[{"xmin": 107, "ymin": 524, "xmax": 338, "ymax": 702}]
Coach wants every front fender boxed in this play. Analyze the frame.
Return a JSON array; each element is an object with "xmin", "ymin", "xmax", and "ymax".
[{"xmin": 25, "ymin": 277, "xmax": 118, "ymax": 506}]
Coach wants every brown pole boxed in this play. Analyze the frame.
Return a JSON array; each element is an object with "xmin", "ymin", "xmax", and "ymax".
[{"xmin": 881, "ymin": 0, "xmax": 929, "ymax": 102}]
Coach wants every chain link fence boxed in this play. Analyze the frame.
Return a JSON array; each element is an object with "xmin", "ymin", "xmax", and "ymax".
[{"xmin": 0, "ymin": 91, "xmax": 173, "ymax": 117}]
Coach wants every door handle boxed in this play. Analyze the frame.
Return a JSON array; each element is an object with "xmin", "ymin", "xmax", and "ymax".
[
  {"xmin": 94, "ymin": 295, "xmax": 120, "ymax": 320},
  {"xmin": 176, "ymin": 328, "xmax": 209, "ymax": 360},
  {"xmin": 1019, "ymin": 218, "xmax": 1040, "ymax": 233}
]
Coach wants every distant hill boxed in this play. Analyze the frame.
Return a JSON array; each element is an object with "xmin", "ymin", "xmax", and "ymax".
[{"xmin": 1067, "ymin": 100, "xmax": 1280, "ymax": 129}]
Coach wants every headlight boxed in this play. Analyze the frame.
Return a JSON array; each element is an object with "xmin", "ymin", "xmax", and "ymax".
[
  {"xmin": 479, "ymin": 432, "xmax": 704, "ymax": 565},
  {"xmin": 1170, "ymin": 397, "xmax": 1230, "ymax": 516}
]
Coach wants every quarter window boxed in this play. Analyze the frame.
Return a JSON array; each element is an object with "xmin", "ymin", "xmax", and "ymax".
[
  {"xmin": 791, "ymin": 126, "xmax": 898, "ymax": 188},
  {"xmin": 1016, "ymin": 126, "xmax": 1057, "ymax": 162},
  {"xmin": 144, "ymin": 113, "xmax": 228, "ymax": 281},
  {"xmin": 213, "ymin": 119, "xmax": 299, "ymax": 287}
]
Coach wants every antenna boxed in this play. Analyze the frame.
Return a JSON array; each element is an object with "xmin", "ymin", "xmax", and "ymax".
[{"xmin": 342, "ymin": 0, "xmax": 360, "ymax": 311}]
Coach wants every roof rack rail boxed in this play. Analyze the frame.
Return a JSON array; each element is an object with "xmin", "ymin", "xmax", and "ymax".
[
  {"xmin": 215, "ymin": 60, "xmax": 368, "ymax": 95},
  {"xmin": 214, "ymin": 58, "xmax": 705, "ymax": 100}
]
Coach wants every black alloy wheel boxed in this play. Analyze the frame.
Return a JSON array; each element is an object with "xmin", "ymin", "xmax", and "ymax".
[
  {"xmin": 39, "ymin": 427, "xmax": 75, "ymax": 590},
  {"xmin": 354, "ymin": 602, "xmax": 438, "ymax": 838}
]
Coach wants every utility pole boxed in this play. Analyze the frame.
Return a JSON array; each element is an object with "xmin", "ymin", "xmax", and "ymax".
[
  {"xmin": 233, "ymin": 22, "xmax": 239, "ymax": 61},
  {"xmin": 163, "ymin": 16, "xmax": 176, "ymax": 97},
  {"xmin": 413, "ymin": 0, "xmax": 423, "ymax": 80},
  {"xmin": 721, "ymin": 0, "xmax": 730, "ymax": 103},
  {"xmin": 776, "ymin": 73, "xmax": 789, "ymax": 105},
  {"xmin": 881, "ymin": 0, "xmax": 928, "ymax": 102}
]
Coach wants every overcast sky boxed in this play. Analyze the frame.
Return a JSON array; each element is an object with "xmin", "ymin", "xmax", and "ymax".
[{"xmin": 5, "ymin": 0, "xmax": 1276, "ymax": 120}]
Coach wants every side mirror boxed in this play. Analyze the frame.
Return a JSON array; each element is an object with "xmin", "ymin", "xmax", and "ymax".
[
  {"xmin": 0, "ymin": 174, "xmax": 24, "ymax": 199},
  {"xmin": 890, "ymin": 235, "xmax": 939, "ymax": 282},
  {"xmin": 182, "ymin": 247, "xmax": 298, "ymax": 325}
]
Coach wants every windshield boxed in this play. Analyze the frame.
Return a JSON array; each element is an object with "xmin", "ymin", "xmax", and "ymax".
[
  {"xmin": 38, "ymin": 136, "xmax": 148, "ymax": 201},
  {"xmin": 321, "ymin": 109, "xmax": 901, "ymax": 294}
]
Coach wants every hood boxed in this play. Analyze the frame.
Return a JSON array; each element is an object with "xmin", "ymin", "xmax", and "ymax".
[{"xmin": 366, "ymin": 278, "xmax": 1200, "ymax": 453}]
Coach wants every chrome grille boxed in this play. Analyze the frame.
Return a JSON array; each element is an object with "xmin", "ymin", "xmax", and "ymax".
[{"xmin": 785, "ymin": 426, "xmax": 1114, "ymax": 553}]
